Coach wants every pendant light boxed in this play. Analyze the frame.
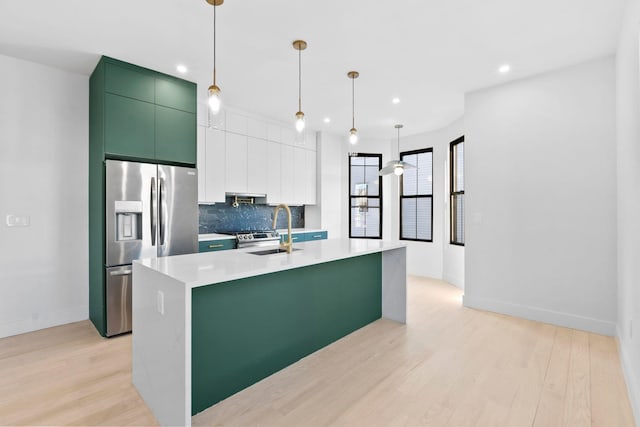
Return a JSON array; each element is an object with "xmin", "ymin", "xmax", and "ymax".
[
  {"xmin": 379, "ymin": 124, "xmax": 416, "ymax": 176},
  {"xmin": 206, "ymin": 0, "xmax": 223, "ymax": 114},
  {"xmin": 293, "ymin": 40, "xmax": 307, "ymax": 133},
  {"xmin": 348, "ymin": 71, "xmax": 359, "ymax": 144}
]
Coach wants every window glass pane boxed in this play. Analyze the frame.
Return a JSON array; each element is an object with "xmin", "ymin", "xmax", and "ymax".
[
  {"xmin": 351, "ymin": 207, "xmax": 380, "ymax": 238},
  {"xmin": 456, "ymin": 143, "xmax": 464, "ymax": 191},
  {"xmin": 364, "ymin": 166, "xmax": 380, "ymax": 196},
  {"xmin": 365, "ymin": 156, "xmax": 379, "ymax": 166},
  {"xmin": 401, "ymin": 198, "xmax": 416, "ymax": 239},
  {"xmin": 452, "ymin": 193, "xmax": 465, "ymax": 244},
  {"xmin": 351, "ymin": 156, "xmax": 365, "ymax": 166},
  {"xmin": 402, "ymin": 154, "xmax": 418, "ymax": 196},
  {"xmin": 350, "ymin": 165, "xmax": 365, "ymax": 195},
  {"xmin": 349, "ymin": 154, "xmax": 382, "ymax": 239},
  {"xmin": 417, "ymin": 152, "xmax": 433, "ymax": 195},
  {"xmin": 416, "ymin": 197, "xmax": 432, "ymax": 240}
]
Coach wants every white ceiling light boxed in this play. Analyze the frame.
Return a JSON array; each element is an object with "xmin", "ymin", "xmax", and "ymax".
[
  {"xmin": 379, "ymin": 124, "xmax": 416, "ymax": 176},
  {"xmin": 392, "ymin": 97, "xmax": 400, "ymax": 104},
  {"xmin": 206, "ymin": 0, "xmax": 223, "ymax": 115},
  {"xmin": 323, "ymin": 117, "xmax": 331, "ymax": 123},
  {"xmin": 498, "ymin": 64, "xmax": 511, "ymax": 74},
  {"xmin": 176, "ymin": 64, "xmax": 188, "ymax": 74},
  {"xmin": 293, "ymin": 40, "xmax": 307, "ymax": 133},
  {"xmin": 348, "ymin": 71, "xmax": 359, "ymax": 145}
]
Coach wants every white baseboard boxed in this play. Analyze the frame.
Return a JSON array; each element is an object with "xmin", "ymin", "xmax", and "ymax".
[
  {"xmin": 462, "ymin": 294, "xmax": 616, "ymax": 336},
  {"xmin": 616, "ymin": 325, "xmax": 640, "ymax": 426},
  {"xmin": 442, "ymin": 272, "xmax": 464, "ymax": 290},
  {"xmin": 0, "ymin": 305, "xmax": 88, "ymax": 339}
]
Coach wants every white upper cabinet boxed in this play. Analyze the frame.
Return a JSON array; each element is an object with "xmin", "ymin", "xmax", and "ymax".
[
  {"xmin": 305, "ymin": 149, "xmax": 317, "ymax": 205},
  {"xmin": 266, "ymin": 141, "xmax": 281, "ymax": 204},
  {"xmin": 226, "ymin": 111, "xmax": 247, "ymax": 135},
  {"xmin": 204, "ymin": 127, "xmax": 226, "ymax": 203},
  {"xmin": 281, "ymin": 127, "xmax": 296, "ymax": 146},
  {"xmin": 197, "ymin": 108, "xmax": 316, "ymax": 205},
  {"xmin": 247, "ymin": 137, "xmax": 268, "ymax": 195},
  {"xmin": 247, "ymin": 118, "xmax": 267, "ymax": 140},
  {"xmin": 225, "ymin": 132, "xmax": 248, "ymax": 193},
  {"xmin": 280, "ymin": 144, "xmax": 294, "ymax": 204},
  {"xmin": 267, "ymin": 123, "xmax": 281, "ymax": 143},
  {"xmin": 292, "ymin": 147, "xmax": 306, "ymax": 205}
]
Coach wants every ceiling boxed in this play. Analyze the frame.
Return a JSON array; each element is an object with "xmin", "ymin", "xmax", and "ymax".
[{"xmin": 0, "ymin": 0, "xmax": 627, "ymax": 139}]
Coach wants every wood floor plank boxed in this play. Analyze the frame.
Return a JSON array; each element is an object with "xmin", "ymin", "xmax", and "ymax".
[{"xmin": 0, "ymin": 277, "xmax": 635, "ymax": 427}]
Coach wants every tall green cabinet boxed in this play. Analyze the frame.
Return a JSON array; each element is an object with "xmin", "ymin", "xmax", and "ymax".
[{"xmin": 89, "ymin": 56, "xmax": 197, "ymax": 336}]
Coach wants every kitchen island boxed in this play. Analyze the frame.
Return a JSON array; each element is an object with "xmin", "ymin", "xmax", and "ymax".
[{"xmin": 132, "ymin": 238, "xmax": 406, "ymax": 427}]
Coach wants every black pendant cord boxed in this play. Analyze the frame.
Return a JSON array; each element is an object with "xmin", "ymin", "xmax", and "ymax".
[{"xmin": 397, "ymin": 126, "xmax": 400, "ymax": 157}]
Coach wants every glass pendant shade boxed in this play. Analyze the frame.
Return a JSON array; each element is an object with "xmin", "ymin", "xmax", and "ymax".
[
  {"xmin": 394, "ymin": 165, "xmax": 404, "ymax": 176},
  {"xmin": 295, "ymin": 111, "xmax": 305, "ymax": 133},
  {"xmin": 208, "ymin": 85, "xmax": 221, "ymax": 114},
  {"xmin": 349, "ymin": 128, "xmax": 358, "ymax": 145}
]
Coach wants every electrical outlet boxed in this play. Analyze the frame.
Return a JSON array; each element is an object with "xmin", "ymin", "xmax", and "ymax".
[
  {"xmin": 6, "ymin": 214, "xmax": 30, "ymax": 227},
  {"xmin": 157, "ymin": 290, "xmax": 165, "ymax": 315}
]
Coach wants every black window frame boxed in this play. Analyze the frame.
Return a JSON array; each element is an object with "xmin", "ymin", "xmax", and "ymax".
[
  {"xmin": 450, "ymin": 136, "xmax": 465, "ymax": 246},
  {"xmin": 399, "ymin": 147, "xmax": 434, "ymax": 243},
  {"xmin": 348, "ymin": 152, "xmax": 383, "ymax": 239}
]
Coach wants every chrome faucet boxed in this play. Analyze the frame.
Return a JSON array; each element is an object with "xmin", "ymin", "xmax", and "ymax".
[{"xmin": 272, "ymin": 204, "xmax": 293, "ymax": 254}]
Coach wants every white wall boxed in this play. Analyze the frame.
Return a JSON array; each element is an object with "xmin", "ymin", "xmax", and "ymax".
[
  {"xmin": 313, "ymin": 132, "xmax": 393, "ymax": 240},
  {"xmin": 464, "ymin": 56, "xmax": 617, "ymax": 336},
  {"xmin": 306, "ymin": 132, "xmax": 343, "ymax": 237},
  {"xmin": 390, "ymin": 118, "xmax": 465, "ymax": 287},
  {"xmin": 616, "ymin": 0, "xmax": 640, "ymax": 420},
  {"xmin": 0, "ymin": 54, "xmax": 88, "ymax": 338}
]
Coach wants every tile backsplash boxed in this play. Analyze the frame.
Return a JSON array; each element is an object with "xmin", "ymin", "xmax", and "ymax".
[{"xmin": 199, "ymin": 204, "xmax": 305, "ymax": 234}]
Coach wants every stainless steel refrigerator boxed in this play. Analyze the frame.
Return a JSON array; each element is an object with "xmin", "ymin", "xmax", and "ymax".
[{"xmin": 104, "ymin": 160, "xmax": 197, "ymax": 336}]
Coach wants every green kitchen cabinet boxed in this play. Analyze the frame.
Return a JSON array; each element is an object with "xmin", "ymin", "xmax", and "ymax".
[
  {"xmin": 104, "ymin": 93, "xmax": 155, "ymax": 159},
  {"xmin": 92, "ymin": 56, "xmax": 197, "ymax": 166},
  {"xmin": 280, "ymin": 230, "xmax": 328, "ymax": 244},
  {"xmin": 305, "ymin": 231, "xmax": 328, "ymax": 241},
  {"xmin": 155, "ymin": 77, "xmax": 197, "ymax": 113},
  {"xmin": 199, "ymin": 239, "xmax": 236, "ymax": 252},
  {"xmin": 155, "ymin": 105, "xmax": 197, "ymax": 164},
  {"xmin": 104, "ymin": 61, "xmax": 155, "ymax": 103}
]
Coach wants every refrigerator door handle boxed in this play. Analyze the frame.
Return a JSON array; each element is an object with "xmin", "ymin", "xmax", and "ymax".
[
  {"xmin": 159, "ymin": 177, "xmax": 166, "ymax": 246},
  {"xmin": 151, "ymin": 177, "xmax": 157, "ymax": 246}
]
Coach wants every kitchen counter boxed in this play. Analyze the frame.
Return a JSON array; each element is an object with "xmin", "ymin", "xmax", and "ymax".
[
  {"xmin": 136, "ymin": 238, "xmax": 402, "ymax": 289},
  {"xmin": 132, "ymin": 238, "xmax": 406, "ymax": 427}
]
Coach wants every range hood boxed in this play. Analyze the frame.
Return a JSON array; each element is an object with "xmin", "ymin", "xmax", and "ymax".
[{"xmin": 225, "ymin": 192, "xmax": 267, "ymax": 207}]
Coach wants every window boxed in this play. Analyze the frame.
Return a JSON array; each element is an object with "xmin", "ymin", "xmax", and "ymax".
[
  {"xmin": 400, "ymin": 148, "xmax": 433, "ymax": 241},
  {"xmin": 349, "ymin": 153, "xmax": 382, "ymax": 239},
  {"xmin": 450, "ymin": 136, "xmax": 464, "ymax": 245}
]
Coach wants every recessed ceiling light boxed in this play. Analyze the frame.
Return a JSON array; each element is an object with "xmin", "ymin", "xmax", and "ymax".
[
  {"xmin": 176, "ymin": 64, "xmax": 188, "ymax": 74},
  {"xmin": 498, "ymin": 64, "xmax": 511, "ymax": 74},
  {"xmin": 323, "ymin": 117, "xmax": 331, "ymax": 123},
  {"xmin": 392, "ymin": 97, "xmax": 400, "ymax": 104}
]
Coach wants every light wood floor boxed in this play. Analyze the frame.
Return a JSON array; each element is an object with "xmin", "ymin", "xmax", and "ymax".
[{"xmin": 0, "ymin": 277, "xmax": 635, "ymax": 426}]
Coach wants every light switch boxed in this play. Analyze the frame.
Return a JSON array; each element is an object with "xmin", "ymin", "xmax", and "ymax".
[{"xmin": 6, "ymin": 214, "xmax": 30, "ymax": 227}]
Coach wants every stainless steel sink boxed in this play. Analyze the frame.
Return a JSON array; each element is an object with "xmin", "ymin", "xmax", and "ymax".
[{"xmin": 248, "ymin": 248, "xmax": 302, "ymax": 256}]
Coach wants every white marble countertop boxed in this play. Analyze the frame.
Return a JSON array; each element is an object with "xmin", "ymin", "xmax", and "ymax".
[{"xmin": 136, "ymin": 238, "xmax": 404, "ymax": 289}]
